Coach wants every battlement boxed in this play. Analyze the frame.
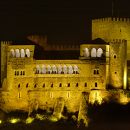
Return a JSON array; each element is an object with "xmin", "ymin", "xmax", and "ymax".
[
  {"xmin": 1, "ymin": 41, "xmax": 12, "ymax": 45},
  {"xmin": 109, "ymin": 39, "xmax": 127, "ymax": 44},
  {"xmin": 92, "ymin": 17, "xmax": 130, "ymax": 23}
]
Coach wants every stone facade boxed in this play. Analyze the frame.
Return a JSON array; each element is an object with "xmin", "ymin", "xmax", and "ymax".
[{"xmin": 0, "ymin": 17, "xmax": 129, "ymax": 125}]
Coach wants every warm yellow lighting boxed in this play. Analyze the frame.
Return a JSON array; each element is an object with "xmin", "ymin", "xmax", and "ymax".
[
  {"xmin": 9, "ymin": 118, "xmax": 20, "ymax": 124},
  {"xmin": 89, "ymin": 91, "xmax": 103, "ymax": 105},
  {"xmin": 36, "ymin": 114, "xmax": 45, "ymax": 120},
  {"xmin": 25, "ymin": 117, "xmax": 34, "ymax": 124},
  {"xmin": 0, "ymin": 120, "xmax": 2, "ymax": 124},
  {"xmin": 49, "ymin": 115, "xmax": 58, "ymax": 122},
  {"xmin": 119, "ymin": 93, "xmax": 128, "ymax": 105}
]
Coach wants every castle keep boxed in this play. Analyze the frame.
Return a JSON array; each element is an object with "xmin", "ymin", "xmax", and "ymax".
[{"xmin": 0, "ymin": 17, "xmax": 130, "ymax": 125}]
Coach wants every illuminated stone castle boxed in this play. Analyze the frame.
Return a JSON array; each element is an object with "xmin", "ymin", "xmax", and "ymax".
[{"xmin": 0, "ymin": 17, "xmax": 130, "ymax": 125}]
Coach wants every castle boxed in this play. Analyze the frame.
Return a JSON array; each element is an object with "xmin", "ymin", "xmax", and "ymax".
[{"xmin": 0, "ymin": 17, "xmax": 130, "ymax": 125}]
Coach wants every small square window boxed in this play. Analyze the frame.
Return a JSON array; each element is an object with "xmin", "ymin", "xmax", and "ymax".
[
  {"xmin": 17, "ymin": 71, "xmax": 19, "ymax": 76},
  {"xmin": 34, "ymin": 84, "xmax": 37, "ymax": 88},
  {"xmin": 114, "ymin": 55, "xmax": 116, "ymax": 59},
  {"xmin": 18, "ymin": 84, "xmax": 20, "ymax": 88},
  {"xmin": 94, "ymin": 70, "xmax": 96, "ymax": 74},
  {"xmin": 115, "ymin": 72, "xmax": 117, "ymax": 74},
  {"xmin": 59, "ymin": 83, "xmax": 62, "ymax": 87},
  {"xmin": 51, "ymin": 84, "xmax": 53, "ymax": 88},
  {"xmin": 20, "ymin": 71, "xmax": 22, "ymax": 75},
  {"xmin": 43, "ymin": 83, "xmax": 45, "ymax": 88},
  {"xmin": 95, "ymin": 82, "xmax": 97, "ymax": 87},
  {"xmin": 97, "ymin": 70, "xmax": 99, "ymax": 74},
  {"xmin": 26, "ymin": 83, "xmax": 28, "ymax": 88},
  {"xmin": 68, "ymin": 83, "xmax": 70, "ymax": 87},
  {"xmin": 85, "ymin": 83, "xmax": 87, "ymax": 87}
]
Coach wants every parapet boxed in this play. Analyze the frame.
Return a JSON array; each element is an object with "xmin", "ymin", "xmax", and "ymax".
[
  {"xmin": 1, "ymin": 41, "xmax": 12, "ymax": 45},
  {"xmin": 92, "ymin": 17, "xmax": 130, "ymax": 23},
  {"xmin": 109, "ymin": 39, "xmax": 127, "ymax": 44}
]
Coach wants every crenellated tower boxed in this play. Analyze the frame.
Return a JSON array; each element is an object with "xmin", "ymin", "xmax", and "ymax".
[
  {"xmin": 1, "ymin": 41, "xmax": 12, "ymax": 86},
  {"xmin": 92, "ymin": 17, "xmax": 130, "ymax": 60}
]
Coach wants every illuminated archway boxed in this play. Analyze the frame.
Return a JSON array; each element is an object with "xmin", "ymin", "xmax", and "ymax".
[
  {"xmin": 36, "ymin": 65, "xmax": 41, "ymax": 74},
  {"xmin": 15, "ymin": 49, "xmax": 20, "ymax": 58},
  {"xmin": 20, "ymin": 49, "xmax": 25, "ymax": 58},
  {"xmin": 91, "ymin": 48, "xmax": 96, "ymax": 57},
  {"xmin": 97, "ymin": 48, "xmax": 103, "ymax": 57},
  {"xmin": 25, "ymin": 49, "xmax": 30, "ymax": 57},
  {"xmin": 10, "ymin": 49, "xmax": 15, "ymax": 57},
  {"xmin": 83, "ymin": 48, "xmax": 89, "ymax": 57}
]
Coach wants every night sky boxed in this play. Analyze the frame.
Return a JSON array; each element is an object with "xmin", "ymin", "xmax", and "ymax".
[{"xmin": 0, "ymin": 0, "xmax": 130, "ymax": 41}]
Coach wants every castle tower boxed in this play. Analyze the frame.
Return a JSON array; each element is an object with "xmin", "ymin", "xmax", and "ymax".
[
  {"xmin": 109, "ymin": 39, "xmax": 127, "ymax": 89},
  {"xmin": 6, "ymin": 45, "xmax": 35, "ymax": 90},
  {"xmin": 92, "ymin": 17, "xmax": 130, "ymax": 60},
  {"xmin": 1, "ymin": 41, "xmax": 12, "ymax": 86}
]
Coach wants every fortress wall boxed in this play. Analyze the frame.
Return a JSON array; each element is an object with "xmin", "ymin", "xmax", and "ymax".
[
  {"xmin": 92, "ymin": 18, "xmax": 130, "ymax": 60},
  {"xmin": 109, "ymin": 39, "xmax": 127, "ymax": 88}
]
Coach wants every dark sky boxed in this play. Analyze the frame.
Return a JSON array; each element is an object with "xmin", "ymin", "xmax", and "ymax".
[{"xmin": 0, "ymin": 0, "xmax": 130, "ymax": 41}]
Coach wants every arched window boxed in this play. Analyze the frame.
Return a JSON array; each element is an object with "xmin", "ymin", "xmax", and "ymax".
[
  {"xmin": 76, "ymin": 83, "xmax": 78, "ymax": 87},
  {"xmin": 43, "ymin": 83, "xmax": 45, "ymax": 88},
  {"xmin": 91, "ymin": 48, "xmax": 96, "ymax": 57},
  {"xmin": 74, "ymin": 65, "xmax": 79, "ymax": 74},
  {"xmin": 85, "ymin": 82, "xmax": 87, "ymax": 87},
  {"xmin": 59, "ymin": 83, "xmax": 62, "ymax": 87},
  {"xmin": 68, "ymin": 65, "xmax": 73, "ymax": 74},
  {"xmin": 15, "ymin": 49, "xmax": 20, "ymax": 58},
  {"xmin": 25, "ymin": 49, "xmax": 30, "ymax": 58},
  {"xmin": 20, "ymin": 49, "xmax": 25, "ymax": 58},
  {"xmin": 41, "ymin": 65, "xmax": 46, "ymax": 74},
  {"xmin": 58, "ymin": 65, "xmax": 62, "ymax": 74},
  {"xmin": 52, "ymin": 65, "xmax": 57, "ymax": 74},
  {"xmin": 51, "ymin": 83, "xmax": 53, "ymax": 88},
  {"xmin": 47, "ymin": 65, "xmax": 52, "ymax": 74},
  {"xmin": 10, "ymin": 49, "xmax": 15, "ymax": 57},
  {"xmin": 36, "ymin": 65, "xmax": 41, "ymax": 74},
  {"xmin": 83, "ymin": 48, "xmax": 89, "ymax": 57},
  {"xmin": 17, "ymin": 71, "xmax": 19, "ymax": 75},
  {"xmin": 34, "ymin": 84, "xmax": 37, "ymax": 88},
  {"xmin": 97, "ymin": 48, "xmax": 103, "ymax": 57},
  {"xmin": 63, "ymin": 65, "xmax": 67, "ymax": 74},
  {"xmin": 23, "ymin": 71, "xmax": 25, "ymax": 75},
  {"xmin": 68, "ymin": 83, "xmax": 70, "ymax": 87},
  {"xmin": 94, "ymin": 70, "xmax": 96, "ymax": 74},
  {"xmin": 26, "ymin": 83, "xmax": 28, "ymax": 88},
  {"xmin": 18, "ymin": 84, "xmax": 20, "ymax": 88},
  {"xmin": 20, "ymin": 71, "xmax": 22, "ymax": 75},
  {"xmin": 95, "ymin": 82, "xmax": 97, "ymax": 87}
]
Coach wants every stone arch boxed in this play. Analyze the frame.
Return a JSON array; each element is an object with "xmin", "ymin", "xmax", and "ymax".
[
  {"xmin": 58, "ymin": 65, "xmax": 62, "ymax": 74},
  {"xmin": 52, "ymin": 65, "xmax": 57, "ymax": 74},
  {"xmin": 63, "ymin": 65, "xmax": 67, "ymax": 74},
  {"xmin": 68, "ymin": 65, "xmax": 73, "ymax": 74},
  {"xmin": 83, "ymin": 48, "xmax": 89, "ymax": 57},
  {"xmin": 47, "ymin": 65, "xmax": 52, "ymax": 74},
  {"xmin": 97, "ymin": 48, "xmax": 103, "ymax": 57},
  {"xmin": 10, "ymin": 49, "xmax": 15, "ymax": 57},
  {"xmin": 41, "ymin": 65, "xmax": 46, "ymax": 74},
  {"xmin": 25, "ymin": 49, "xmax": 30, "ymax": 57},
  {"xmin": 91, "ymin": 48, "xmax": 96, "ymax": 57},
  {"xmin": 36, "ymin": 65, "xmax": 41, "ymax": 74},
  {"xmin": 20, "ymin": 49, "xmax": 25, "ymax": 58},
  {"xmin": 15, "ymin": 49, "xmax": 20, "ymax": 58},
  {"xmin": 73, "ymin": 65, "xmax": 79, "ymax": 74}
]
